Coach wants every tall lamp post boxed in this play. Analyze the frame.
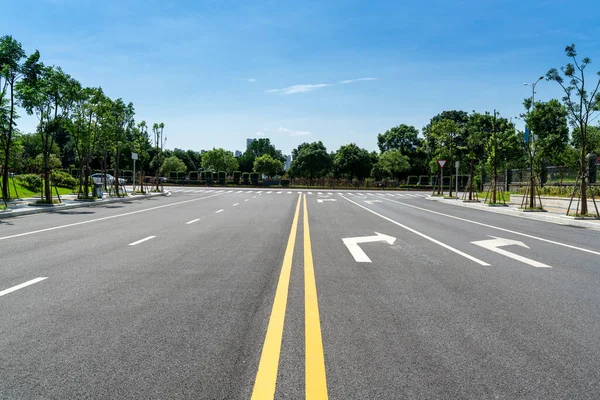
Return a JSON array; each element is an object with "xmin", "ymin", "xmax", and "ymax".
[{"xmin": 523, "ymin": 76, "xmax": 544, "ymax": 208}]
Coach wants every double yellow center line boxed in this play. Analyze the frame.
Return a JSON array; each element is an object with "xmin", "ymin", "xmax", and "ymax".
[{"xmin": 252, "ymin": 194, "xmax": 328, "ymax": 399}]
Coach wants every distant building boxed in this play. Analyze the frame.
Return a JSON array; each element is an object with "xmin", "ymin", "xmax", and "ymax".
[
  {"xmin": 284, "ymin": 154, "xmax": 292, "ymax": 170},
  {"xmin": 246, "ymin": 138, "xmax": 255, "ymax": 149},
  {"xmin": 235, "ymin": 150, "xmax": 242, "ymax": 157},
  {"xmin": 200, "ymin": 150, "xmax": 207, "ymax": 154}
]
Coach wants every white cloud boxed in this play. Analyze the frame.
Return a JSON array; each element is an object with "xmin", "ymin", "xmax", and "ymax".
[
  {"xmin": 266, "ymin": 83, "xmax": 333, "ymax": 95},
  {"xmin": 266, "ymin": 78, "xmax": 377, "ymax": 94},
  {"xmin": 254, "ymin": 131, "xmax": 265, "ymax": 137},
  {"xmin": 339, "ymin": 77, "xmax": 378, "ymax": 84},
  {"xmin": 248, "ymin": 78, "xmax": 257, "ymax": 83},
  {"xmin": 278, "ymin": 127, "xmax": 311, "ymax": 137},
  {"xmin": 290, "ymin": 131, "xmax": 312, "ymax": 137}
]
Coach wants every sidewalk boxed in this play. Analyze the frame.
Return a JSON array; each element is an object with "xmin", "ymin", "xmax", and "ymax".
[
  {"xmin": 428, "ymin": 193, "xmax": 600, "ymax": 231},
  {"xmin": 0, "ymin": 190, "xmax": 167, "ymax": 220}
]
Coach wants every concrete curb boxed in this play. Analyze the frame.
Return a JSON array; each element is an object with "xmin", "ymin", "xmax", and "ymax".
[
  {"xmin": 427, "ymin": 196, "xmax": 600, "ymax": 231},
  {"xmin": 0, "ymin": 191, "xmax": 168, "ymax": 220}
]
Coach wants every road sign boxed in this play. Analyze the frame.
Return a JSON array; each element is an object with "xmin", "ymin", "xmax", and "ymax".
[
  {"xmin": 131, "ymin": 152, "xmax": 138, "ymax": 160},
  {"xmin": 471, "ymin": 236, "xmax": 552, "ymax": 268},
  {"xmin": 342, "ymin": 232, "xmax": 396, "ymax": 263},
  {"xmin": 437, "ymin": 160, "xmax": 447, "ymax": 168}
]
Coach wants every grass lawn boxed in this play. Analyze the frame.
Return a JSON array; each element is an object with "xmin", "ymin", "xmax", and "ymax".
[{"xmin": 4, "ymin": 177, "xmax": 74, "ymax": 200}]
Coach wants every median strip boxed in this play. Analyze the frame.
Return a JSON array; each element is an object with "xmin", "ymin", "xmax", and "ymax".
[
  {"xmin": 252, "ymin": 194, "xmax": 302, "ymax": 399},
  {"xmin": 303, "ymin": 194, "xmax": 329, "ymax": 398}
]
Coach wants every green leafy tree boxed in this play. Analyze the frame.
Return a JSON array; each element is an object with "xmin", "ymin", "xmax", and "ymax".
[
  {"xmin": 427, "ymin": 119, "xmax": 464, "ymax": 196},
  {"xmin": 253, "ymin": 154, "xmax": 283, "ymax": 178},
  {"xmin": 201, "ymin": 148, "xmax": 238, "ymax": 174},
  {"xmin": 333, "ymin": 143, "xmax": 373, "ymax": 180},
  {"xmin": 17, "ymin": 64, "xmax": 79, "ymax": 202},
  {"xmin": 377, "ymin": 124, "xmax": 420, "ymax": 154},
  {"xmin": 524, "ymin": 99, "xmax": 570, "ymax": 176},
  {"xmin": 547, "ymin": 44, "xmax": 600, "ymax": 214},
  {"xmin": 377, "ymin": 149, "xmax": 410, "ymax": 180},
  {"xmin": 289, "ymin": 141, "xmax": 332, "ymax": 179},
  {"xmin": 161, "ymin": 155, "xmax": 187, "ymax": 175},
  {"xmin": 0, "ymin": 36, "xmax": 40, "ymax": 200}
]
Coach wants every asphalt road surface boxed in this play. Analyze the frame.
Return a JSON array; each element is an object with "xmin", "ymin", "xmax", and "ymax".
[{"xmin": 1, "ymin": 187, "xmax": 600, "ymax": 399}]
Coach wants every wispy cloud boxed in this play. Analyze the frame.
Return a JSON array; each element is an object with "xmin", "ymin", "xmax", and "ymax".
[
  {"xmin": 266, "ymin": 78, "xmax": 377, "ymax": 94},
  {"xmin": 248, "ymin": 78, "xmax": 257, "ymax": 83},
  {"xmin": 278, "ymin": 127, "xmax": 312, "ymax": 136},
  {"xmin": 266, "ymin": 83, "xmax": 333, "ymax": 95},
  {"xmin": 339, "ymin": 77, "xmax": 378, "ymax": 84}
]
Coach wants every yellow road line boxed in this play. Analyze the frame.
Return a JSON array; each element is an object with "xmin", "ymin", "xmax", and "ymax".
[
  {"xmin": 251, "ymin": 194, "xmax": 302, "ymax": 400},
  {"xmin": 303, "ymin": 194, "xmax": 329, "ymax": 399}
]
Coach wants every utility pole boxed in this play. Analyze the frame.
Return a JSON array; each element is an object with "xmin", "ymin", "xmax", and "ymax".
[
  {"xmin": 492, "ymin": 110, "xmax": 498, "ymax": 204},
  {"xmin": 524, "ymin": 77, "xmax": 543, "ymax": 209}
]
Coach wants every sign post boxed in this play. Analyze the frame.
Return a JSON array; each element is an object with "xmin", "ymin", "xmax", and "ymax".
[
  {"xmin": 437, "ymin": 160, "xmax": 447, "ymax": 196},
  {"xmin": 132, "ymin": 152, "xmax": 138, "ymax": 193},
  {"xmin": 455, "ymin": 160, "xmax": 460, "ymax": 199}
]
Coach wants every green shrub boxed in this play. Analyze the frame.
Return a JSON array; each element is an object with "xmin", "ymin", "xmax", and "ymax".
[
  {"xmin": 218, "ymin": 171, "xmax": 226, "ymax": 185},
  {"xmin": 205, "ymin": 172, "xmax": 213, "ymax": 185},
  {"xmin": 250, "ymin": 172, "xmax": 259, "ymax": 185},
  {"xmin": 16, "ymin": 174, "xmax": 42, "ymax": 192},
  {"xmin": 50, "ymin": 171, "xmax": 77, "ymax": 190},
  {"xmin": 233, "ymin": 171, "xmax": 241, "ymax": 185},
  {"xmin": 281, "ymin": 179, "xmax": 290, "ymax": 187},
  {"xmin": 199, "ymin": 171, "xmax": 206, "ymax": 184},
  {"xmin": 189, "ymin": 171, "xmax": 198, "ymax": 181},
  {"xmin": 242, "ymin": 172, "xmax": 250, "ymax": 185}
]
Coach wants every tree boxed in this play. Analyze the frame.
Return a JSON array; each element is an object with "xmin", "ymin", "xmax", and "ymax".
[
  {"xmin": 253, "ymin": 154, "xmax": 283, "ymax": 178},
  {"xmin": 17, "ymin": 64, "xmax": 79, "ymax": 203},
  {"xmin": 377, "ymin": 149, "xmax": 410, "ymax": 180},
  {"xmin": 239, "ymin": 138, "xmax": 285, "ymax": 173},
  {"xmin": 289, "ymin": 141, "xmax": 332, "ymax": 180},
  {"xmin": 427, "ymin": 119, "xmax": 463, "ymax": 196},
  {"xmin": 524, "ymin": 99, "xmax": 570, "ymax": 177},
  {"xmin": 333, "ymin": 143, "xmax": 372, "ymax": 181},
  {"xmin": 547, "ymin": 44, "xmax": 600, "ymax": 215},
  {"xmin": 151, "ymin": 122, "xmax": 165, "ymax": 190},
  {"xmin": 0, "ymin": 36, "xmax": 39, "ymax": 200},
  {"xmin": 377, "ymin": 124, "xmax": 420, "ymax": 154},
  {"xmin": 201, "ymin": 148, "xmax": 238, "ymax": 174},
  {"xmin": 161, "ymin": 155, "xmax": 187, "ymax": 175}
]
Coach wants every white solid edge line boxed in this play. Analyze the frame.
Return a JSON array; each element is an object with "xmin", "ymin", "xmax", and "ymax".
[
  {"xmin": 341, "ymin": 195, "xmax": 491, "ymax": 266},
  {"xmin": 0, "ymin": 277, "xmax": 48, "ymax": 297},
  {"xmin": 186, "ymin": 218, "xmax": 200, "ymax": 225},
  {"xmin": 375, "ymin": 195, "xmax": 600, "ymax": 257},
  {"xmin": 215, "ymin": 209, "xmax": 224, "ymax": 213},
  {"xmin": 128, "ymin": 236, "xmax": 156, "ymax": 246},
  {"xmin": 0, "ymin": 192, "xmax": 225, "ymax": 242}
]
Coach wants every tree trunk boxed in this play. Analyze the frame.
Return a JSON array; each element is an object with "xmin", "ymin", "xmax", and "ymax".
[
  {"xmin": 2, "ymin": 79, "xmax": 16, "ymax": 201},
  {"xmin": 580, "ymin": 149, "xmax": 588, "ymax": 215},
  {"xmin": 114, "ymin": 145, "xmax": 120, "ymax": 197}
]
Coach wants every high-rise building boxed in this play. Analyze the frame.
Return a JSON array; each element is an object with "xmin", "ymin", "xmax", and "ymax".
[
  {"xmin": 246, "ymin": 138, "xmax": 255, "ymax": 149},
  {"xmin": 284, "ymin": 154, "xmax": 292, "ymax": 170},
  {"xmin": 235, "ymin": 150, "xmax": 242, "ymax": 157}
]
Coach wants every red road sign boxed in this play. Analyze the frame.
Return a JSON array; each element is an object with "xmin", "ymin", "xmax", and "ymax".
[{"xmin": 437, "ymin": 160, "xmax": 447, "ymax": 168}]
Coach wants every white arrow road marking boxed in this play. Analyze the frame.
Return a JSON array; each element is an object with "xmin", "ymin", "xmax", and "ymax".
[
  {"xmin": 129, "ymin": 236, "xmax": 156, "ymax": 246},
  {"xmin": 364, "ymin": 200, "xmax": 382, "ymax": 204},
  {"xmin": 317, "ymin": 199, "xmax": 337, "ymax": 203},
  {"xmin": 0, "ymin": 277, "xmax": 48, "ymax": 297},
  {"xmin": 342, "ymin": 232, "xmax": 397, "ymax": 262},
  {"xmin": 472, "ymin": 236, "xmax": 552, "ymax": 268}
]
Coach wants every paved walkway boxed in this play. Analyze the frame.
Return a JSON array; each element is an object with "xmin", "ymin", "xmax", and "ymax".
[
  {"xmin": 430, "ymin": 193, "xmax": 600, "ymax": 231},
  {"xmin": 0, "ymin": 191, "xmax": 165, "ymax": 219}
]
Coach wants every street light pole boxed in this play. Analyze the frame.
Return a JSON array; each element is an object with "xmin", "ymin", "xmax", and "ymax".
[{"xmin": 524, "ymin": 76, "xmax": 543, "ymax": 209}]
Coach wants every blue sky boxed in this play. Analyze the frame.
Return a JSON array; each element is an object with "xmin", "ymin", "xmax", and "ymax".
[{"xmin": 5, "ymin": 0, "xmax": 600, "ymax": 155}]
